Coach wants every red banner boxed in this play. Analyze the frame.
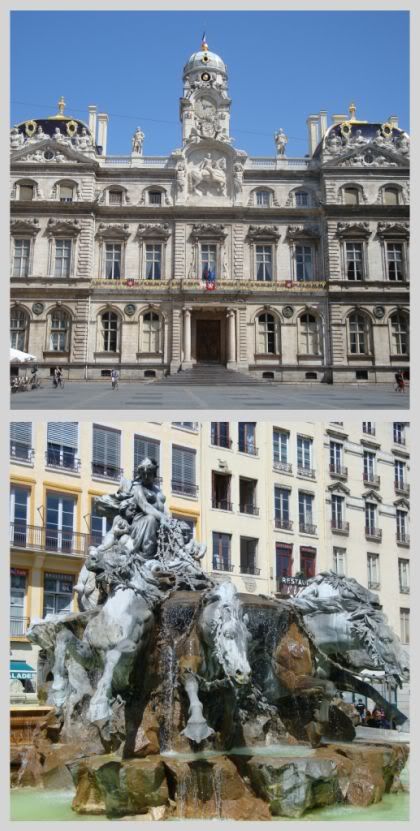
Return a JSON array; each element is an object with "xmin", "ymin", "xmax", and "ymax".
[{"xmin": 205, "ymin": 281, "xmax": 216, "ymax": 291}]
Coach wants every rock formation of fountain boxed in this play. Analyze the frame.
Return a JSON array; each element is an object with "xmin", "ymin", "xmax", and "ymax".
[{"xmin": 17, "ymin": 457, "xmax": 409, "ymax": 819}]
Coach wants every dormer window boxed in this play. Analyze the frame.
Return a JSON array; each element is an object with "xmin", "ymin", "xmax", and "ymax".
[
  {"xmin": 108, "ymin": 190, "xmax": 123, "ymax": 206},
  {"xmin": 295, "ymin": 191, "xmax": 309, "ymax": 207},
  {"xmin": 255, "ymin": 190, "xmax": 270, "ymax": 207},
  {"xmin": 59, "ymin": 184, "xmax": 73, "ymax": 203},
  {"xmin": 149, "ymin": 191, "xmax": 162, "ymax": 206},
  {"xmin": 19, "ymin": 184, "xmax": 34, "ymax": 201}
]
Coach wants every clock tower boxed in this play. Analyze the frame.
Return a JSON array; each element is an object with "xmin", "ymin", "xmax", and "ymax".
[{"xmin": 180, "ymin": 36, "xmax": 232, "ymax": 145}]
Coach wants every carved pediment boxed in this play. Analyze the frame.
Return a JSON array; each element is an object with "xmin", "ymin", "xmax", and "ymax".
[
  {"xmin": 46, "ymin": 218, "xmax": 81, "ymax": 237},
  {"xmin": 376, "ymin": 222, "xmax": 409, "ymax": 239},
  {"xmin": 325, "ymin": 143, "xmax": 408, "ymax": 169},
  {"xmin": 10, "ymin": 218, "xmax": 40, "ymax": 237},
  {"xmin": 362, "ymin": 490, "xmax": 383, "ymax": 503},
  {"xmin": 286, "ymin": 224, "xmax": 320, "ymax": 240},
  {"xmin": 336, "ymin": 222, "xmax": 371, "ymax": 239},
  {"xmin": 247, "ymin": 224, "xmax": 280, "ymax": 241},
  {"xmin": 327, "ymin": 482, "xmax": 350, "ymax": 495},
  {"xmin": 136, "ymin": 223, "xmax": 171, "ymax": 240},
  {"xmin": 191, "ymin": 223, "xmax": 227, "ymax": 240},
  {"xmin": 394, "ymin": 497, "xmax": 409, "ymax": 509},
  {"xmin": 11, "ymin": 139, "xmax": 98, "ymax": 167},
  {"xmin": 96, "ymin": 223, "xmax": 131, "ymax": 240}
]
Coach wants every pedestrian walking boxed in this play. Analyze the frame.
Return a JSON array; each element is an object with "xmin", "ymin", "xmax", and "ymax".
[
  {"xmin": 53, "ymin": 366, "xmax": 64, "ymax": 388},
  {"xmin": 111, "ymin": 368, "xmax": 119, "ymax": 390},
  {"xmin": 394, "ymin": 371, "xmax": 405, "ymax": 393}
]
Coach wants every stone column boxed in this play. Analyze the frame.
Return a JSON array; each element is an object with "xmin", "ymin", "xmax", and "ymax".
[
  {"xmin": 227, "ymin": 309, "xmax": 236, "ymax": 367},
  {"xmin": 183, "ymin": 307, "xmax": 192, "ymax": 368}
]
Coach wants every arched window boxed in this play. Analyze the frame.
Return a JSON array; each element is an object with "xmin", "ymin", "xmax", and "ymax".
[
  {"xmin": 299, "ymin": 313, "xmax": 322, "ymax": 355},
  {"xmin": 49, "ymin": 309, "xmax": 70, "ymax": 352},
  {"xmin": 348, "ymin": 312, "xmax": 371, "ymax": 355},
  {"xmin": 19, "ymin": 184, "xmax": 34, "ymax": 201},
  {"xmin": 255, "ymin": 190, "xmax": 271, "ymax": 207},
  {"xmin": 343, "ymin": 187, "xmax": 360, "ymax": 205},
  {"xmin": 256, "ymin": 313, "xmax": 277, "ymax": 354},
  {"xmin": 295, "ymin": 190, "xmax": 309, "ymax": 207},
  {"xmin": 148, "ymin": 190, "xmax": 162, "ymax": 206},
  {"xmin": 59, "ymin": 183, "xmax": 74, "ymax": 203},
  {"xmin": 108, "ymin": 189, "xmax": 123, "ymax": 206},
  {"xmin": 383, "ymin": 186, "xmax": 400, "ymax": 206},
  {"xmin": 390, "ymin": 312, "xmax": 409, "ymax": 356},
  {"xmin": 100, "ymin": 312, "xmax": 119, "ymax": 352},
  {"xmin": 10, "ymin": 308, "xmax": 29, "ymax": 350},
  {"xmin": 142, "ymin": 312, "xmax": 162, "ymax": 353}
]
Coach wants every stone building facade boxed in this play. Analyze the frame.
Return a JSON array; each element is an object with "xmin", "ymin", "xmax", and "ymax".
[{"xmin": 10, "ymin": 42, "xmax": 409, "ymax": 382}]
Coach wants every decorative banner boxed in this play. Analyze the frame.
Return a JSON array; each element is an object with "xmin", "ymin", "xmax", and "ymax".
[
  {"xmin": 124, "ymin": 279, "xmax": 135, "ymax": 287},
  {"xmin": 206, "ymin": 281, "xmax": 216, "ymax": 291}
]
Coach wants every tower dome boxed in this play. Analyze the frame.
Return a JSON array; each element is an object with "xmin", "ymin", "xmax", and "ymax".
[{"xmin": 183, "ymin": 36, "xmax": 227, "ymax": 80}]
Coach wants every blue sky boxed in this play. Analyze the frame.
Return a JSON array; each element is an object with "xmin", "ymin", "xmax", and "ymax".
[{"xmin": 10, "ymin": 10, "xmax": 409, "ymax": 156}]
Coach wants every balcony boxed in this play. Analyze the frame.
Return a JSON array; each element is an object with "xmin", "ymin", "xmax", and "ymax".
[
  {"xmin": 299, "ymin": 522, "xmax": 317, "ymax": 535},
  {"xmin": 10, "ymin": 523, "xmax": 88, "ymax": 557},
  {"xmin": 10, "ymin": 443, "xmax": 34, "ymax": 463},
  {"xmin": 273, "ymin": 459, "xmax": 292, "ymax": 474},
  {"xmin": 329, "ymin": 463, "xmax": 348, "ymax": 480},
  {"xmin": 399, "ymin": 585, "xmax": 410, "ymax": 594},
  {"xmin": 46, "ymin": 451, "xmax": 81, "ymax": 473},
  {"xmin": 91, "ymin": 462, "xmax": 123, "ymax": 482},
  {"xmin": 212, "ymin": 498, "xmax": 233, "ymax": 512},
  {"xmin": 331, "ymin": 519, "xmax": 350, "ymax": 535},
  {"xmin": 239, "ymin": 504, "xmax": 260, "ymax": 516},
  {"xmin": 212, "ymin": 558, "xmax": 234, "ymax": 572},
  {"xmin": 275, "ymin": 517, "xmax": 293, "ymax": 531},
  {"xmin": 238, "ymin": 444, "xmax": 258, "ymax": 456},
  {"xmin": 393, "ymin": 434, "xmax": 406, "ymax": 446},
  {"xmin": 211, "ymin": 437, "xmax": 232, "ymax": 449},
  {"xmin": 396, "ymin": 531, "xmax": 410, "ymax": 546},
  {"xmin": 240, "ymin": 564, "xmax": 261, "ymax": 576},
  {"xmin": 365, "ymin": 526, "xmax": 382, "ymax": 541},
  {"xmin": 172, "ymin": 480, "xmax": 199, "ymax": 497},
  {"xmin": 363, "ymin": 473, "xmax": 381, "ymax": 488},
  {"xmin": 395, "ymin": 480, "xmax": 410, "ymax": 496},
  {"xmin": 297, "ymin": 466, "xmax": 316, "ymax": 479},
  {"xmin": 368, "ymin": 581, "xmax": 380, "ymax": 591},
  {"xmin": 10, "ymin": 617, "xmax": 31, "ymax": 637}
]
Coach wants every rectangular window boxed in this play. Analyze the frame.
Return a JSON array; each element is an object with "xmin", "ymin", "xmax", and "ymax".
[
  {"xmin": 10, "ymin": 485, "xmax": 29, "ymax": 546},
  {"xmin": 145, "ymin": 244, "xmax": 162, "ymax": 280},
  {"xmin": 393, "ymin": 423, "xmax": 405, "ymax": 445},
  {"xmin": 295, "ymin": 245, "xmax": 314, "ymax": 281},
  {"xmin": 273, "ymin": 429, "xmax": 289, "ymax": 467},
  {"xmin": 297, "ymin": 435, "xmax": 313, "ymax": 472},
  {"xmin": 295, "ymin": 191, "xmax": 309, "ymax": 207},
  {"xmin": 256, "ymin": 190, "xmax": 270, "ymax": 206},
  {"xmin": 386, "ymin": 243, "xmax": 404, "ymax": 281},
  {"xmin": 240, "ymin": 538, "xmax": 258, "ymax": 574},
  {"xmin": 345, "ymin": 242, "xmax": 364, "ymax": 280},
  {"xmin": 329, "ymin": 441, "xmax": 343, "ymax": 473},
  {"xmin": 13, "ymin": 239, "xmax": 30, "ymax": 277},
  {"xmin": 212, "ymin": 472, "xmax": 232, "ymax": 511},
  {"xmin": 399, "ymin": 559, "xmax": 409, "ymax": 593},
  {"xmin": 212, "ymin": 532, "xmax": 232, "ymax": 571},
  {"xmin": 90, "ymin": 498, "xmax": 112, "ymax": 546},
  {"xmin": 256, "ymin": 245, "xmax": 273, "ymax": 281},
  {"xmin": 396, "ymin": 509, "xmax": 408, "ymax": 542},
  {"xmin": 331, "ymin": 494, "xmax": 344, "ymax": 528},
  {"xmin": 172, "ymin": 422, "xmax": 198, "ymax": 431},
  {"xmin": 54, "ymin": 239, "xmax": 71, "ymax": 278},
  {"xmin": 105, "ymin": 243, "xmax": 122, "ymax": 279},
  {"xmin": 333, "ymin": 547, "xmax": 346, "ymax": 576},
  {"xmin": 300, "ymin": 546, "xmax": 316, "ymax": 579},
  {"xmin": 172, "ymin": 446, "xmax": 197, "ymax": 496},
  {"xmin": 400, "ymin": 608, "xmax": 410, "ymax": 644},
  {"xmin": 46, "ymin": 422, "xmax": 78, "ymax": 470},
  {"xmin": 363, "ymin": 451, "xmax": 376, "ymax": 483},
  {"xmin": 239, "ymin": 478, "xmax": 257, "ymax": 514},
  {"xmin": 108, "ymin": 190, "xmax": 123, "ymax": 205},
  {"xmin": 149, "ymin": 191, "xmax": 162, "ymax": 205},
  {"xmin": 211, "ymin": 422, "xmax": 230, "ymax": 448},
  {"xmin": 134, "ymin": 435, "xmax": 160, "ymax": 474},
  {"xmin": 92, "ymin": 425, "xmax": 121, "ymax": 479},
  {"xmin": 363, "ymin": 422, "xmax": 375, "ymax": 435},
  {"xmin": 45, "ymin": 493, "xmax": 76, "ymax": 553},
  {"xmin": 299, "ymin": 492, "xmax": 315, "ymax": 533},
  {"xmin": 274, "ymin": 486, "xmax": 291, "ymax": 529},
  {"xmin": 201, "ymin": 244, "xmax": 217, "ymax": 281},
  {"xmin": 394, "ymin": 460, "xmax": 406, "ymax": 489},
  {"xmin": 43, "ymin": 572, "xmax": 74, "ymax": 617},
  {"xmin": 365, "ymin": 503, "xmax": 377, "ymax": 534},
  {"xmin": 60, "ymin": 185, "xmax": 73, "ymax": 203},
  {"xmin": 238, "ymin": 423, "xmax": 257, "ymax": 454},
  {"xmin": 19, "ymin": 185, "xmax": 34, "ymax": 201},
  {"xmin": 10, "ymin": 422, "xmax": 32, "ymax": 461},
  {"xmin": 276, "ymin": 543, "xmax": 293, "ymax": 580},
  {"xmin": 367, "ymin": 552, "xmax": 380, "ymax": 588},
  {"xmin": 10, "ymin": 569, "xmax": 28, "ymax": 636}
]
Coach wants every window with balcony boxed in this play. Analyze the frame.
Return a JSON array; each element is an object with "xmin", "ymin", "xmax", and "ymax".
[
  {"xmin": 273, "ymin": 429, "xmax": 290, "ymax": 472},
  {"xmin": 333, "ymin": 546, "xmax": 346, "ymax": 576},
  {"xmin": 200, "ymin": 244, "xmax": 217, "ymax": 282},
  {"xmin": 54, "ymin": 239, "xmax": 71, "ymax": 278},
  {"xmin": 297, "ymin": 435, "xmax": 314, "ymax": 477},
  {"xmin": 211, "ymin": 422, "xmax": 231, "ymax": 448},
  {"xmin": 105, "ymin": 243, "xmax": 122, "ymax": 279},
  {"xmin": 238, "ymin": 423, "xmax": 257, "ymax": 455},
  {"xmin": 145, "ymin": 244, "xmax": 162, "ymax": 280},
  {"xmin": 239, "ymin": 478, "xmax": 258, "ymax": 515},
  {"xmin": 12, "ymin": 239, "xmax": 30, "ymax": 277},
  {"xmin": 212, "ymin": 472, "xmax": 232, "ymax": 511},
  {"xmin": 11, "ymin": 569, "xmax": 29, "ymax": 637},
  {"xmin": 396, "ymin": 509, "xmax": 409, "ymax": 544},
  {"xmin": 299, "ymin": 492, "xmax": 316, "ymax": 534},
  {"xmin": 10, "ymin": 422, "xmax": 32, "ymax": 462},
  {"xmin": 395, "ymin": 460, "xmax": 407, "ymax": 492},
  {"xmin": 43, "ymin": 572, "xmax": 74, "ymax": 616},
  {"xmin": 10, "ymin": 485, "xmax": 29, "ymax": 545},
  {"xmin": 172, "ymin": 446, "xmax": 197, "ymax": 496},
  {"xmin": 46, "ymin": 422, "xmax": 79, "ymax": 471},
  {"xmin": 329, "ymin": 441, "xmax": 346, "ymax": 477},
  {"xmin": 212, "ymin": 532, "xmax": 232, "ymax": 571},
  {"xmin": 393, "ymin": 423, "xmax": 406, "ymax": 445},
  {"xmin": 256, "ymin": 245, "xmax": 273, "ymax": 281},
  {"xmin": 399, "ymin": 559, "xmax": 409, "ymax": 594},
  {"xmin": 300, "ymin": 546, "xmax": 316, "ymax": 579},
  {"xmin": 240, "ymin": 537, "xmax": 259, "ymax": 575},
  {"xmin": 274, "ymin": 486, "xmax": 291, "ymax": 530},
  {"xmin": 276, "ymin": 542, "xmax": 293, "ymax": 592},
  {"xmin": 400, "ymin": 608, "xmax": 410, "ymax": 644},
  {"xmin": 331, "ymin": 494, "xmax": 347, "ymax": 532},
  {"xmin": 92, "ymin": 425, "xmax": 121, "ymax": 480},
  {"xmin": 134, "ymin": 435, "xmax": 160, "ymax": 474},
  {"xmin": 367, "ymin": 552, "xmax": 380, "ymax": 589},
  {"xmin": 345, "ymin": 242, "xmax": 364, "ymax": 281},
  {"xmin": 363, "ymin": 451, "xmax": 379, "ymax": 486},
  {"xmin": 365, "ymin": 502, "xmax": 380, "ymax": 539},
  {"xmin": 45, "ymin": 493, "xmax": 76, "ymax": 553}
]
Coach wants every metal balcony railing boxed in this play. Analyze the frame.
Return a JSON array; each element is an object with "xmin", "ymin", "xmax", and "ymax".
[
  {"xmin": 363, "ymin": 473, "xmax": 380, "ymax": 487},
  {"xmin": 238, "ymin": 443, "xmax": 258, "ymax": 456},
  {"xmin": 395, "ymin": 481, "xmax": 410, "ymax": 495},
  {"xmin": 10, "ymin": 443, "xmax": 34, "ymax": 463},
  {"xmin": 212, "ymin": 558, "xmax": 234, "ymax": 572},
  {"xmin": 45, "ymin": 451, "xmax": 81, "ymax": 472},
  {"xmin": 331, "ymin": 519, "xmax": 350, "ymax": 534},
  {"xmin": 273, "ymin": 460, "xmax": 292, "ymax": 474},
  {"xmin": 393, "ymin": 434, "xmax": 406, "ymax": 446},
  {"xmin": 239, "ymin": 504, "xmax": 259, "ymax": 516},
  {"xmin": 240, "ymin": 564, "xmax": 261, "ymax": 576},
  {"xmin": 368, "ymin": 581, "xmax": 380, "ymax": 590},
  {"xmin": 91, "ymin": 462, "xmax": 123, "ymax": 481},
  {"xmin": 396, "ymin": 531, "xmax": 410, "ymax": 545},
  {"xmin": 10, "ymin": 523, "xmax": 89, "ymax": 556},
  {"xmin": 10, "ymin": 617, "xmax": 31, "ymax": 637},
  {"xmin": 212, "ymin": 498, "xmax": 233, "ymax": 511},
  {"xmin": 329, "ymin": 463, "xmax": 348, "ymax": 479},
  {"xmin": 211, "ymin": 437, "xmax": 232, "ymax": 449},
  {"xmin": 274, "ymin": 517, "xmax": 293, "ymax": 530},
  {"xmin": 297, "ymin": 466, "xmax": 316, "ymax": 479},
  {"xmin": 171, "ymin": 480, "xmax": 199, "ymax": 497},
  {"xmin": 399, "ymin": 585, "xmax": 410, "ymax": 594},
  {"xmin": 299, "ymin": 522, "xmax": 317, "ymax": 535},
  {"xmin": 365, "ymin": 526, "xmax": 382, "ymax": 541}
]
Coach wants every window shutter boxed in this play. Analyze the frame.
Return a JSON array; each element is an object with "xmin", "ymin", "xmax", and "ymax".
[
  {"xmin": 172, "ymin": 446, "xmax": 196, "ymax": 484},
  {"xmin": 134, "ymin": 436, "xmax": 160, "ymax": 470},
  {"xmin": 47, "ymin": 422, "xmax": 78, "ymax": 448},
  {"xmin": 10, "ymin": 422, "xmax": 32, "ymax": 446},
  {"xmin": 93, "ymin": 425, "xmax": 121, "ymax": 467}
]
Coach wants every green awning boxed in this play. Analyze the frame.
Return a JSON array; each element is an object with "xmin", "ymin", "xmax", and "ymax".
[{"xmin": 10, "ymin": 660, "xmax": 36, "ymax": 680}]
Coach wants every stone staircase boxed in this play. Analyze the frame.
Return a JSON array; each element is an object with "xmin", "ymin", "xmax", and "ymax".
[{"xmin": 158, "ymin": 364, "xmax": 263, "ymax": 386}]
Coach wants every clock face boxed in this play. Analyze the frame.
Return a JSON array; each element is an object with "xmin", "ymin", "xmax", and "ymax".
[{"xmin": 195, "ymin": 97, "xmax": 216, "ymax": 120}]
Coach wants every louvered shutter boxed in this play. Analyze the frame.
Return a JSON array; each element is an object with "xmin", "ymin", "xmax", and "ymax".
[
  {"xmin": 47, "ymin": 422, "xmax": 78, "ymax": 448},
  {"xmin": 172, "ymin": 446, "xmax": 196, "ymax": 490},
  {"xmin": 134, "ymin": 436, "xmax": 160, "ymax": 471},
  {"xmin": 10, "ymin": 422, "xmax": 32, "ymax": 446},
  {"xmin": 93, "ymin": 425, "xmax": 121, "ymax": 468}
]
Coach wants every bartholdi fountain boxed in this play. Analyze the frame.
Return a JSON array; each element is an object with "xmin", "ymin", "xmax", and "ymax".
[{"xmin": 13, "ymin": 458, "xmax": 409, "ymax": 819}]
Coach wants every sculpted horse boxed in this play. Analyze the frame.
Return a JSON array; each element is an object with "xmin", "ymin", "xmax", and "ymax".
[
  {"xmin": 190, "ymin": 155, "xmax": 227, "ymax": 196},
  {"xmin": 176, "ymin": 581, "xmax": 251, "ymax": 743}
]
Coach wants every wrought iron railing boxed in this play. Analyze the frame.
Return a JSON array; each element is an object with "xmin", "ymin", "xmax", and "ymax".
[
  {"xmin": 10, "ymin": 443, "xmax": 34, "ymax": 463},
  {"xmin": 239, "ymin": 504, "xmax": 259, "ymax": 516},
  {"xmin": 171, "ymin": 480, "xmax": 199, "ymax": 497},
  {"xmin": 363, "ymin": 473, "xmax": 380, "ymax": 487},
  {"xmin": 365, "ymin": 526, "xmax": 382, "ymax": 541},
  {"xmin": 212, "ymin": 558, "xmax": 234, "ymax": 572},
  {"xmin": 212, "ymin": 498, "xmax": 233, "ymax": 511},
  {"xmin": 274, "ymin": 518, "xmax": 293, "ymax": 530},
  {"xmin": 329, "ymin": 463, "xmax": 348, "ymax": 478},
  {"xmin": 299, "ymin": 522, "xmax": 317, "ymax": 535},
  {"xmin": 331, "ymin": 519, "xmax": 350, "ymax": 534},
  {"xmin": 273, "ymin": 460, "xmax": 292, "ymax": 473},
  {"xmin": 46, "ymin": 452, "xmax": 81, "ymax": 472},
  {"xmin": 91, "ymin": 462, "xmax": 123, "ymax": 481},
  {"xmin": 10, "ymin": 523, "xmax": 89, "ymax": 556},
  {"xmin": 396, "ymin": 531, "xmax": 410, "ymax": 545},
  {"xmin": 240, "ymin": 564, "xmax": 261, "ymax": 576},
  {"xmin": 10, "ymin": 617, "xmax": 31, "ymax": 637},
  {"xmin": 297, "ymin": 466, "xmax": 316, "ymax": 479}
]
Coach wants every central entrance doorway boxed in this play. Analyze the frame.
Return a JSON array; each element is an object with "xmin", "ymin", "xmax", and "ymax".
[{"xmin": 196, "ymin": 319, "xmax": 221, "ymax": 363}]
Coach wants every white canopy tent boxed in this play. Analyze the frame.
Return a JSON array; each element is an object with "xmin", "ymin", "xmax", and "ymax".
[{"xmin": 10, "ymin": 348, "xmax": 37, "ymax": 363}]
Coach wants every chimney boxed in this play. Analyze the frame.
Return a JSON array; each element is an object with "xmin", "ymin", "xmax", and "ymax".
[
  {"xmin": 97, "ymin": 113, "xmax": 109, "ymax": 155},
  {"xmin": 306, "ymin": 115, "xmax": 320, "ymax": 156},
  {"xmin": 332, "ymin": 114, "xmax": 348, "ymax": 125},
  {"xmin": 388, "ymin": 115, "xmax": 399, "ymax": 129},
  {"xmin": 88, "ymin": 105, "xmax": 97, "ymax": 141},
  {"xmin": 319, "ymin": 111, "xmax": 328, "ymax": 137}
]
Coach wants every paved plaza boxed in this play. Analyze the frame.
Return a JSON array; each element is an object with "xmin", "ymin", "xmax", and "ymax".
[{"xmin": 11, "ymin": 380, "xmax": 409, "ymax": 411}]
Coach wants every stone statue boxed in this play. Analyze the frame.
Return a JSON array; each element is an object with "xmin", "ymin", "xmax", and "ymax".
[
  {"xmin": 132, "ymin": 126, "xmax": 145, "ymax": 155},
  {"xmin": 10, "ymin": 126, "xmax": 24, "ymax": 149},
  {"xmin": 351, "ymin": 129, "xmax": 367, "ymax": 146},
  {"xmin": 75, "ymin": 127, "xmax": 93, "ymax": 149},
  {"xmin": 33, "ymin": 125, "xmax": 46, "ymax": 142},
  {"xmin": 233, "ymin": 161, "xmax": 244, "ymax": 202},
  {"xmin": 176, "ymin": 160, "xmax": 187, "ymax": 197},
  {"xmin": 373, "ymin": 129, "xmax": 386, "ymax": 146},
  {"xmin": 274, "ymin": 128, "xmax": 288, "ymax": 156},
  {"xmin": 52, "ymin": 127, "xmax": 67, "ymax": 144},
  {"xmin": 189, "ymin": 153, "xmax": 227, "ymax": 196},
  {"xmin": 326, "ymin": 131, "xmax": 343, "ymax": 153},
  {"xmin": 396, "ymin": 133, "xmax": 410, "ymax": 155}
]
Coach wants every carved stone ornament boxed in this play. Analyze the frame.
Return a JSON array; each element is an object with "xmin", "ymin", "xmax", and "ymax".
[
  {"xmin": 336, "ymin": 222, "xmax": 371, "ymax": 238},
  {"xmin": 282, "ymin": 305, "xmax": 294, "ymax": 319},
  {"xmin": 376, "ymin": 222, "xmax": 409, "ymax": 239},
  {"xmin": 286, "ymin": 224, "xmax": 320, "ymax": 240},
  {"xmin": 32, "ymin": 302, "xmax": 44, "ymax": 315},
  {"xmin": 47, "ymin": 218, "xmax": 81, "ymax": 237},
  {"xmin": 191, "ymin": 223, "xmax": 227, "ymax": 240},
  {"xmin": 247, "ymin": 224, "xmax": 280, "ymax": 242},
  {"xmin": 11, "ymin": 218, "xmax": 40, "ymax": 236},
  {"xmin": 136, "ymin": 223, "xmax": 171, "ymax": 240},
  {"xmin": 373, "ymin": 306, "xmax": 385, "ymax": 319},
  {"xmin": 124, "ymin": 304, "xmax": 136, "ymax": 316},
  {"xmin": 96, "ymin": 223, "xmax": 131, "ymax": 240},
  {"xmin": 188, "ymin": 152, "xmax": 228, "ymax": 197}
]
